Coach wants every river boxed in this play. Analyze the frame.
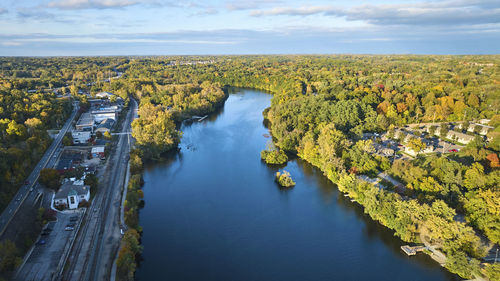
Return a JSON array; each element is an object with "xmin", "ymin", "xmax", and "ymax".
[{"xmin": 136, "ymin": 88, "xmax": 459, "ymax": 281}]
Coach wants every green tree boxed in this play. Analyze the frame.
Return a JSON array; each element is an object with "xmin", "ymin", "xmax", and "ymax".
[
  {"xmin": 39, "ymin": 168, "xmax": 62, "ymax": 191},
  {"xmin": 407, "ymin": 137, "xmax": 427, "ymax": 154},
  {"xmin": 0, "ymin": 240, "xmax": 21, "ymax": 273}
]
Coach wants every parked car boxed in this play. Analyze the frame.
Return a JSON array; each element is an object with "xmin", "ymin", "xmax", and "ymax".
[
  {"xmin": 36, "ymin": 239, "xmax": 46, "ymax": 245},
  {"xmin": 69, "ymin": 216, "xmax": 79, "ymax": 222},
  {"xmin": 65, "ymin": 227, "xmax": 74, "ymax": 231},
  {"xmin": 66, "ymin": 223, "xmax": 76, "ymax": 227},
  {"xmin": 41, "ymin": 231, "xmax": 50, "ymax": 236}
]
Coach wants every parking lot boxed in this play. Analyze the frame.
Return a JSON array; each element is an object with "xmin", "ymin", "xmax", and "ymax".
[{"xmin": 14, "ymin": 209, "xmax": 84, "ymax": 281}]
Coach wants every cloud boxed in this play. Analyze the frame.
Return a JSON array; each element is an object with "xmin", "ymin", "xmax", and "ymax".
[
  {"xmin": 250, "ymin": 0, "xmax": 500, "ymax": 26},
  {"xmin": 0, "ymin": 8, "xmax": 7, "ymax": 15},
  {"xmin": 226, "ymin": 0, "xmax": 282, "ymax": 11},
  {"xmin": 250, "ymin": 6, "xmax": 335, "ymax": 16},
  {"xmin": 47, "ymin": 0, "xmax": 138, "ymax": 10},
  {"xmin": 16, "ymin": 8, "xmax": 73, "ymax": 23}
]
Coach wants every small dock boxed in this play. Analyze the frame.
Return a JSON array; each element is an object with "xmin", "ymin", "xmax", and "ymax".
[{"xmin": 401, "ymin": 245, "xmax": 427, "ymax": 256}]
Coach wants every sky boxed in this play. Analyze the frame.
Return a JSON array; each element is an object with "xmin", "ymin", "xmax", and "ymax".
[{"xmin": 0, "ymin": 0, "xmax": 499, "ymax": 55}]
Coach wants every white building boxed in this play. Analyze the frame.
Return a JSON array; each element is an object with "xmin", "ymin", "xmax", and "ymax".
[
  {"xmin": 96, "ymin": 92, "xmax": 114, "ymax": 98},
  {"xmin": 404, "ymin": 145, "xmax": 434, "ymax": 156},
  {"xmin": 71, "ymin": 130, "xmax": 91, "ymax": 144},
  {"xmin": 53, "ymin": 183, "xmax": 90, "ymax": 209},
  {"xmin": 446, "ymin": 131, "xmax": 475, "ymax": 144},
  {"xmin": 92, "ymin": 111, "xmax": 117, "ymax": 123}
]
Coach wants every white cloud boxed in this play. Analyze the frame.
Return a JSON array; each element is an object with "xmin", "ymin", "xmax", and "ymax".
[
  {"xmin": 250, "ymin": 0, "xmax": 500, "ymax": 26},
  {"xmin": 226, "ymin": 0, "xmax": 282, "ymax": 11},
  {"xmin": 47, "ymin": 0, "xmax": 138, "ymax": 10}
]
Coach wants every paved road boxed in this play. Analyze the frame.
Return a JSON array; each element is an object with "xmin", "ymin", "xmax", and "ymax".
[
  {"xmin": 0, "ymin": 101, "xmax": 79, "ymax": 238},
  {"xmin": 60, "ymin": 98, "xmax": 137, "ymax": 281}
]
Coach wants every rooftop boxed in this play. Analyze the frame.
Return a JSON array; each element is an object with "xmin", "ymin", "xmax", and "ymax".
[
  {"xmin": 54, "ymin": 183, "xmax": 90, "ymax": 200},
  {"xmin": 76, "ymin": 112, "xmax": 94, "ymax": 127}
]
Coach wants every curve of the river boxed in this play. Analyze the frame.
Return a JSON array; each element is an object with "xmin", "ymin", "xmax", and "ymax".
[{"xmin": 136, "ymin": 88, "xmax": 459, "ymax": 281}]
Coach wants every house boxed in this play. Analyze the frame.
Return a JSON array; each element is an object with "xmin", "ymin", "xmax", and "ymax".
[
  {"xmin": 95, "ymin": 118, "xmax": 115, "ymax": 134},
  {"xmin": 468, "ymin": 123, "xmax": 494, "ymax": 136},
  {"xmin": 404, "ymin": 145, "xmax": 434, "ymax": 156},
  {"xmin": 91, "ymin": 146, "xmax": 105, "ymax": 158},
  {"xmin": 446, "ymin": 131, "xmax": 475, "ymax": 144},
  {"xmin": 71, "ymin": 130, "xmax": 91, "ymax": 144},
  {"xmin": 75, "ymin": 112, "xmax": 94, "ymax": 132},
  {"xmin": 479, "ymin": 119, "xmax": 491, "ymax": 125},
  {"xmin": 53, "ymin": 183, "xmax": 90, "ymax": 209}
]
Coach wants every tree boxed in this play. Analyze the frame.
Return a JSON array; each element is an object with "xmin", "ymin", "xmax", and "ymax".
[
  {"xmin": 275, "ymin": 170, "xmax": 295, "ymax": 187},
  {"xmin": 39, "ymin": 168, "xmax": 62, "ymax": 191},
  {"xmin": 103, "ymin": 131, "xmax": 112, "ymax": 140},
  {"xmin": 445, "ymin": 252, "xmax": 479, "ymax": 279},
  {"xmin": 24, "ymin": 117, "xmax": 42, "ymax": 133},
  {"xmin": 0, "ymin": 240, "xmax": 21, "ymax": 272},
  {"xmin": 407, "ymin": 137, "xmax": 427, "ymax": 155},
  {"xmin": 62, "ymin": 133, "xmax": 73, "ymax": 146},
  {"xmin": 486, "ymin": 153, "xmax": 500, "ymax": 168},
  {"xmin": 440, "ymin": 126, "xmax": 449, "ymax": 138},
  {"xmin": 131, "ymin": 103, "xmax": 180, "ymax": 159},
  {"xmin": 463, "ymin": 163, "xmax": 486, "ymax": 190}
]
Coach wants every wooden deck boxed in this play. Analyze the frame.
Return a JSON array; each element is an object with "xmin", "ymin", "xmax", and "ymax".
[{"xmin": 401, "ymin": 245, "xmax": 427, "ymax": 256}]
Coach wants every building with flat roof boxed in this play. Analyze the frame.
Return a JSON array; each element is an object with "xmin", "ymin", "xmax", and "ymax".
[
  {"xmin": 71, "ymin": 130, "xmax": 91, "ymax": 144},
  {"xmin": 91, "ymin": 146, "xmax": 105, "ymax": 158},
  {"xmin": 76, "ymin": 112, "xmax": 94, "ymax": 132},
  {"xmin": 92, "ymin": 111, "xmax": 117, "ymax": 123}
]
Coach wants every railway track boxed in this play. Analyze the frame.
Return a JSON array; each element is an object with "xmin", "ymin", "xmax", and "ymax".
[{"xmin": 58, "ymin": 99, "xmax": 136, "ymax": 281}]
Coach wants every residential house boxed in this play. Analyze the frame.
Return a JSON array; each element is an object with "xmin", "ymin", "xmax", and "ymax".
[
  {"xmin": 53, "ymin": 183, "xmax": 90, "ymax": 209},
  {"xmin": 446, "ymin": 131, "xmax": 475, "ymax": 144}
]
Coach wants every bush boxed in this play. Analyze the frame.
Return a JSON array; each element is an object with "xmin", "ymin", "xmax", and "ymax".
[
  {"xmin": 445, "ymin": 252, "xmax": 479, "ymax": 279},
  {"xmin": 261, "ymin": 148, "xmax": 287, "ymax": 165},
  {"xmin": 275, "ymin": 170, "xmax": 296, "ymax": 187}
]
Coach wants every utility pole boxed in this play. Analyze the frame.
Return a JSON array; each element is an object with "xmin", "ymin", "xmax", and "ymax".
[{"xmin": 495, "ymin": 248, "xmax": 498, "ymax": 264}]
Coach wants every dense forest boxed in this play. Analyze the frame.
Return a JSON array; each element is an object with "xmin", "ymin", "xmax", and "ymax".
[{"xmin": 0, "ymin": 55, "xmax": 498, "ymax": 280}]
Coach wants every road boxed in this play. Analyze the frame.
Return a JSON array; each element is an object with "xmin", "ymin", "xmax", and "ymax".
[
  {"xmin": 0, "ymin": 100, "xmax": 79, "ymax": 238},
  {"xmin": 60, "ymin": 98, "xmax": 137, "ymax": 281}
]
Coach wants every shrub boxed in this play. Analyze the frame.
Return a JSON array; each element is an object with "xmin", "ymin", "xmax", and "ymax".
[{"xmin": 275, "ymin": 170, "xmax": 296, "ymax": 187}]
